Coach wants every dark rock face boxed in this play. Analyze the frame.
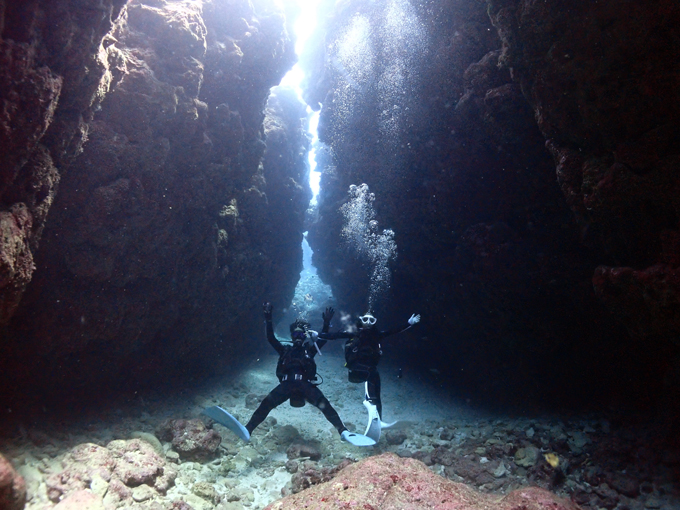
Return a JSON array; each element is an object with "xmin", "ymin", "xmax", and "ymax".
[
  {"xmin": 0, "ymin": 0, "xmax": 127, "ymax": 324},
  {"xmin": 302, "ymin": 0, "xmax": 677, "ymax": 411},
  {"xmin": 484, "ymin": 0, "xmax": 680, "ymax": 413},
  {"xmin": 487, "ymin": 0, "xmax": 680, "ymax": 342},
  {"xmin": 0, "ymin": 0, "xmax": 307, "ymax": 413},
  {"xmin": 0, "ymin": 0, "xmax": 678, "ymax": 428}
]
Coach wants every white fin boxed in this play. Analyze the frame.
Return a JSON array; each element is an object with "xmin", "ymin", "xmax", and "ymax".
[
  {"xmin": 341, "ymin": 430, "xmax": 376, "ymax": 446},
  {"xmin": 380, "ymin": 419, "xmax": 399, "ymax": 428},
  {"xmin": 363, "ymin": 400, "xmax": 382, "ymax": 442}
]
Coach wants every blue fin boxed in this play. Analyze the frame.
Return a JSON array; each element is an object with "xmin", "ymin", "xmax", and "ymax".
[{"xmin": 202, "ymin": 406, "xmax": 250, "ymax": 442}]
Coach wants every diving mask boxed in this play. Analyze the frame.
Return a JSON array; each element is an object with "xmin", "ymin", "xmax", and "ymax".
[
  {"xmin": 359, "ymin": 314, "xmax": 377, "ymax": 326},
  {"xmin": 291, "ymin": 330, "xmax": 306, "ymax": 341}
]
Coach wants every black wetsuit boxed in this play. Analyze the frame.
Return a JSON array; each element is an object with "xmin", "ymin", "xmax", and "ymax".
[
  {"xmin": 317, "ymin": 322, "xmax": 413, "ymax": 419},
  {"xmin": 245, "ymin": 319, "xmax": 347, "ymax": 436}
]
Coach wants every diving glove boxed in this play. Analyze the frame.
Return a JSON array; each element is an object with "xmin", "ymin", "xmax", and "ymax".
[
  {"xmin": 322, "ymin": 306, "xmax": 335, "ymax": 327},
  {"xmin": 305, "ymin": 330, "xmax": 322, "ymax": 355},
  {"xmin": 263, "ymin": 302, "xmax": 273, "ymax": 321},
  {"xmin": 408, "ymin": 313, "xmax": 421, "ymax": 325}
]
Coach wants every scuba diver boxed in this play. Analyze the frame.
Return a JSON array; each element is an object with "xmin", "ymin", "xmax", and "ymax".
[
  {"xmin": 203, "ymin": 303, "xmax": 374, "ymax": 446},
  {"xmin": 316, "ymin": 308, "xmax": 420, "ymax": 440}
]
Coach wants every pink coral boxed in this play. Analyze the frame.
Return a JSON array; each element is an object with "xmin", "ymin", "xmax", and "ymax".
[{"xmin": 265, "ymin": 452, "xmax": 581, "ymax": 510}]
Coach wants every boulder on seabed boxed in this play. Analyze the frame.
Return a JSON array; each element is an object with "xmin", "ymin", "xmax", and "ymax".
[
  {"xmin": 0, "ymin": 453, "xmax": 27, "ymax": 510},
  {"xmin": 156, "ymin": 418, "xmax": 221, "ymax": 461},
  {"xmin": 45, "ymin": 440, "xmax": 176, "ymax": 507},
  {"xmin": 265, "ymin": 452, "xmax": 582, "ymax": 510}
]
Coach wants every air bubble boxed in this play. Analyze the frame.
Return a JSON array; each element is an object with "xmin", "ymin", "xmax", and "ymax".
[{"xmin": 340, "ymin": 184, "xmax": 397, "ymax": 310}]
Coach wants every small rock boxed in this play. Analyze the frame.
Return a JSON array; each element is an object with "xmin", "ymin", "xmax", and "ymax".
[
  {"xmin": 644, "ymin": 496, "xmax": 663, "ymax": 509},
  {"xmin": 217, "ymin": 459, "xmax": 236, "ymax": 475},
  {"xmin": 567, "ymin": 430, "xmax": 589, "ymax": 454},
  {"xmin": 475, "ymin": 471, "xmax": 495, "ymax": 485},
  {"xmin": 90, "ymin": 475, "xmax": 109, "ymax": 498},
  {"xmin": 108, "ymin": 439, "xmax": 165, "ymax": 486},
  {"xmin": 132, "ymin": 484, "xmax": 156, "ymax": 502},
  {"xmin": 232, "ymin": 486, "xmax": 254, "ymax": 504},
  {"xmin": 609, "ymin": 473, "xmax": 639, "ymax": 498},
  {"xmin": 385, "ymin": 430, "xmax": 407, "ymax": 445},
  {"xmin": 216, "ymin": 502, "xmax": 245, "ymax": 510},
  {"xmin": 430, "ymin": 446, "xmax": 456, "ymax": 466},
  {"xmin": 285, "ymin": 460, "xmax": 298, "ymax": 473},
  {"xmin": 263, "ymin": 417, "xmax": 277, "ymax": 428},
  {"xmin": 272, "ymin": 425, "xmax": 301, "ymax": 445},
  {"xmin": 446, "ymin": 457, "xmax": 482, "ymax": 481},
  {"xmin": 131, "ymin": 431, "xmax": 164, "ymax": 455},
  {"xmin": 102, "ymin": 479, "xmax": 131, "ymax": 508},
  {"xmin": 169, "ymin": 501, "xmax": 194, "ymax": 510},
  {"xmin": 594, "ymin": 483, "xmax": 619, "ymax": 509},
  {"xmin": 156, "ymin": 419, "xmax": 221, "ymax": 461},
  {"xmin": 286, "ymin": 443, "xmax": 321, "ymax": 461},
  {"xmin": 53, "ymin": 490, "xmax": 105, "ymax": 510},
  {"xmin": 236, "ymin": 446, "xmax": 263, "ymax": 467},
  {"xmin": 193, "ymin": 481, "xmax": 220, "ymax": 504},
  {"xmin": 439, "ymin": 429, "xmax": 454, "ymax": 441},
  {"xmin": 155, "ymin": 465, "xmax": 178, "ymax": 494},
  {"xmin": 245, "ymin": 394, "xmax": 261, "ymax": 409},
  {"xmin": 514, "ymin": 446, "xmax": 540, "ymax": 467},
  {"xmin": 181, "ymin": 494, "xmax": 214, "ymax": 510}
]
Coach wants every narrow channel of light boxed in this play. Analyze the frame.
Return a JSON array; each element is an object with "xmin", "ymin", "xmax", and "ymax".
[
  {"xmin": 292, "ymin": 0, "xmax": 319, "ymax": 55},
  {"xmin": 308, "ymin": 110, "xmax": 320, "ymax": 203},
  {"xmin": 278, "ymin": 0, "xmax": 323, "ymax": 203}
]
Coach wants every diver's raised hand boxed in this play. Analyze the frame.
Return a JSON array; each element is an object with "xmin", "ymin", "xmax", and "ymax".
[
  {"xmin": 307, "ymin": 330, "xmax": 319, "ymax": 339},
  {"xmin": 263, "ymin": 302, "xmax": 273, "ymax": 320},
  {"xmin": 322, "ymin": 306, "xmax": 335, "ymax": 324},
  {"xmin": 408, "ymin": 313, "xmax": 421, "ymax": 325}
]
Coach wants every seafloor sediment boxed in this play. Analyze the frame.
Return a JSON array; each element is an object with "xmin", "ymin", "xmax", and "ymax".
[{"xmin": 1, "ymin": 349, "xmax": 677, "ymax": 510}]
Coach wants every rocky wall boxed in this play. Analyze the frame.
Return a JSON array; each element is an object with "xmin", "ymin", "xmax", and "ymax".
[
  {"xmin": 0, "ymin": 0, "xmax": 308, "ymax": 415},
  {"xmin": 303, "ymin": 0, "xmax": 670, "ymax": 411},
  {"xmin": 0, "ymin": 0, "xmax": 127, "ymax": 324},
  {"xmin": 485, "ymin": 0, "xmax": 680, "ymax": 409}
]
